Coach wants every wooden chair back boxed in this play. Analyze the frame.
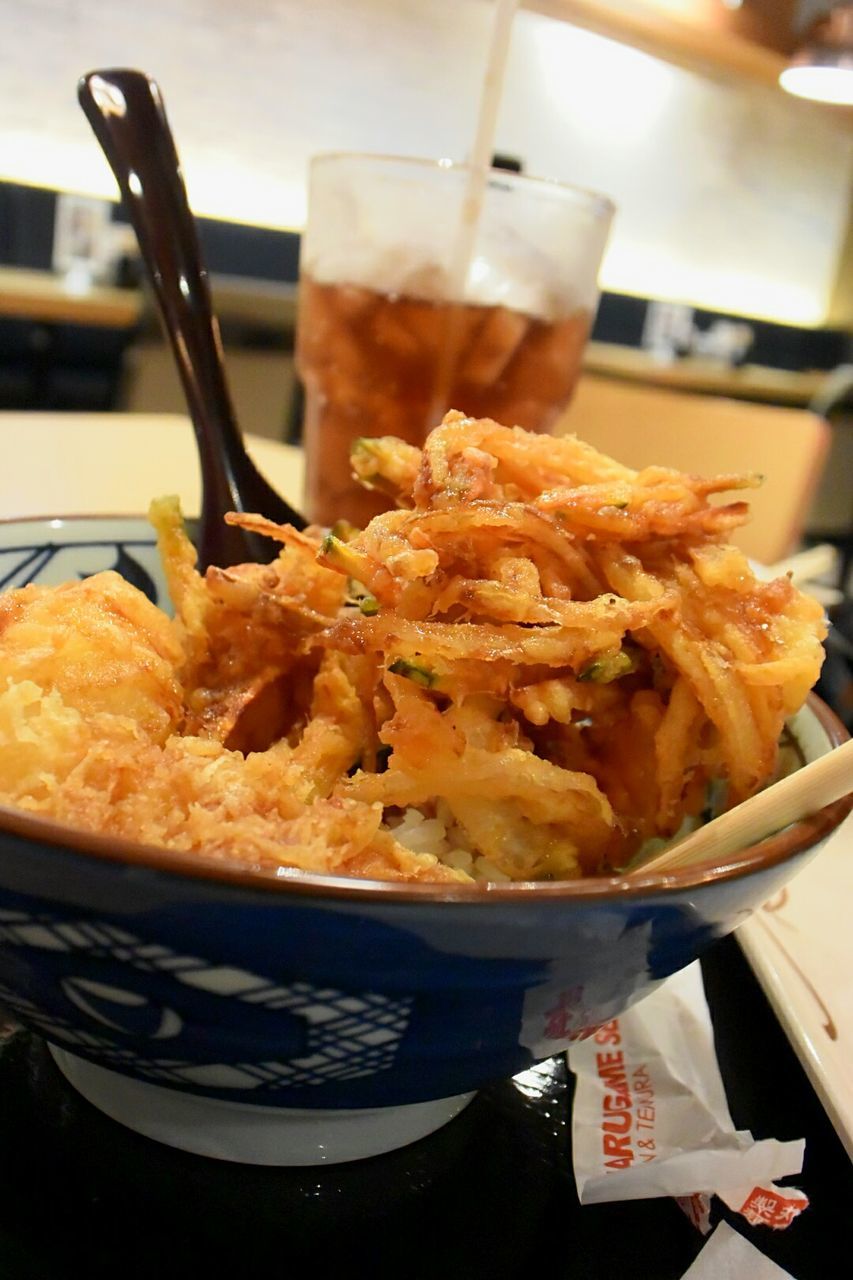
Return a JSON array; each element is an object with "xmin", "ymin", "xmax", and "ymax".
[{"xmin": 556, "ymin": 374, "xmax": 830, "ymax": 564}]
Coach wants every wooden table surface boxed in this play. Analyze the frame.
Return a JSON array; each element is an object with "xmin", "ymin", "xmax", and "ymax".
[
  {"xmin": 0, "ymin": 412, "xmax": 304, "ymax": 519},
  {"xmin": 0, "ymin": 267, "xmax": 298, "ymax": 334},
  {"xmin": 0, "ymin": 267, "xmax": 143, "ymax": 329},
  {"xmin": 0, "ymin": 267, "xmax": 829, "ymax": 408},
  {"xmin": 583, "ymin": 341, "xmax": 828, "ymax": 407}
]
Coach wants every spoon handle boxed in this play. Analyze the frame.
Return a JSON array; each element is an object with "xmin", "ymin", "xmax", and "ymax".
[{"xmin": 78, "ymin": 68, "xmax": 305, "ymax": 567}]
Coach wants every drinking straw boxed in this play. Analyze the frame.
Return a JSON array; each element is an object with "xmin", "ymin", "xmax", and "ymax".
[
  {"xmin": 446, "ymin": 0, "xmax": 521, "ymax": 303},
  {"xmin": 428, "ymin": 0, "xmax": 520, "ymax": 424}
]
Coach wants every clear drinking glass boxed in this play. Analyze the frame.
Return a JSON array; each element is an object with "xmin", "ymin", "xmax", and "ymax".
[{"xmin": 296, "ymin": 154, "xmax": 614, "ymax": 527}]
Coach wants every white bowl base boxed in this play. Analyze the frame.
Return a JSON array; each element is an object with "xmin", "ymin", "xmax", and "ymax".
[{"xmin": 49, "ymin": 1046, "xmax": 476, "ymax": 1166}]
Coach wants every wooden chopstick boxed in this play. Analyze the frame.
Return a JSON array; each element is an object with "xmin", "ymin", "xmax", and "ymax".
[{"xmin": 633, "ymin": 737, "xmax": 853, "ymax": 876}]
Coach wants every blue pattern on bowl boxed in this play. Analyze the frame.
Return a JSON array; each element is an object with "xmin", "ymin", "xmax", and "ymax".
[{"xmin": 0, "ymin": 519, "xmax": 163, "ymax": 600}]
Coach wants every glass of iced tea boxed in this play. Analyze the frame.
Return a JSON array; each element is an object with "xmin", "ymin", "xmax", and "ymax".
[{"xmin": 296, "ymin": 154, "xmax": 614, "ymax": 527}]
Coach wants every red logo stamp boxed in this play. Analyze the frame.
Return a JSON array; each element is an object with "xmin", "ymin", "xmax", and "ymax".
[{"xmin": 739, "ymin": 1186, "xmax": 808, "ymax": 1229}]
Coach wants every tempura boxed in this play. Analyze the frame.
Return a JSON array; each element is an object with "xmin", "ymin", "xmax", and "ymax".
[{"xmin": 0, "ymin": 414, "xmax": 826, "ymax": 883}]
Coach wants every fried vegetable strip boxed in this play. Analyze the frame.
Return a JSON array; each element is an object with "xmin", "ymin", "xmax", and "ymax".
[
  {"xmin": 0, "ymin": 412, "xmax": 826, "ymax": 884},
  {"xmin": 151, "ymin": 500, "xmax": 347, "ymax": 748}
]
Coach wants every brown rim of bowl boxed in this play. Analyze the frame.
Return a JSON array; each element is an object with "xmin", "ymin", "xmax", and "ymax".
[
  {"xmin": 0, "ymin": 694, "xmax": 848, "ymax": 906},
  {"xmin": 0, "ymin": 514, "xmax": 162, "ymax": 527}
]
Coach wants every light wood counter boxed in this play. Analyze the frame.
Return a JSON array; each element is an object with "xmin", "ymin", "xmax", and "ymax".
[
  {"xmin": 583, "ymin": 342, "xmax": 828, "ymax": 408},
  {"xmin": 0, "ymin": 266, "xmax": 297, "ymax": 333},
  {"xmin": 0, "ymin": 267, "xmax": 142, "ymax": 329},
  {"xmin": 0, "ymin": 266, "xmax": 831, "ymax": 409},
  {"xmin": 0, "ymin": 413, "xmax": 303, "ymax": 519}
]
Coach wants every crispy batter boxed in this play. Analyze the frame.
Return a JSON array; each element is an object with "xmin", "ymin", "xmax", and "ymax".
[
  {"xmin": 151, "ymin": 497, "xmax": 347, "ymax": 748},
  {"xmin": 0, "ymin": 413, "xmax": 826, "ymax": 883},
  {"xmin": 0, "ymin": 572, "xmax": 183, "ymax": 744},
  {"xmin": 0, "ymin": 689, "xmax": 463, "ymax": 883}
]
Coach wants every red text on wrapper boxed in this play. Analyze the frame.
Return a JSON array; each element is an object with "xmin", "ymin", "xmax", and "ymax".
[
  {"xmin": 543, "ymin": 987, "xmax": 600, "ymax": 1042},
  {"xmin": 676, "ymin": 1193, "xmax": 713, "ymax": 1235},
  {"xmin": 738, "ymin": 1186, "xmax": 809, "ymax": 1228},
  {"xmin": 593, "ymin": 1019, "xmax": 658, "ymax": 1169}
]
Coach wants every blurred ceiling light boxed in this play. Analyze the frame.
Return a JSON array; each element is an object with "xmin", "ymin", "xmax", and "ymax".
[{"xmin": 779, "ymin": 5, "xmax": 853, "ymax": 105}]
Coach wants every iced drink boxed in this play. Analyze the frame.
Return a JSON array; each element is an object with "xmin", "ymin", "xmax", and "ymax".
[{"xmin": 296, "ymin": 155, "xmax": 614, "ymax": 527}]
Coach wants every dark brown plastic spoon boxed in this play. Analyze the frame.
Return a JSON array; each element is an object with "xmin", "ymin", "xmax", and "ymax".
[{"xmin": 78, "ymin": 68, "xmax": 306, "ymax": 569}]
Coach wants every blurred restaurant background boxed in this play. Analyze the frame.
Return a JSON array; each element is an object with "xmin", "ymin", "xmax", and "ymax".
[{"xmin": 1, "ymin": 0, "xmax": 852, "ymax": 571}]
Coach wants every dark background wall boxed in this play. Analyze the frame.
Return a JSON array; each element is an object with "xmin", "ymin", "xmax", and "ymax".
[{"xmin": 0, "ymin": 177, "xmax": 850, "ymax": 418}]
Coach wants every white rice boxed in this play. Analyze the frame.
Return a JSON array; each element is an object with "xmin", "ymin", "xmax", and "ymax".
[{"xmin": 384, "ymin": 805, "xmax": 512, "ymax": 883}]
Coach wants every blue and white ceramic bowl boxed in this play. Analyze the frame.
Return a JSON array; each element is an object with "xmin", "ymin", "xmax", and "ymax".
[{"xmin": 0, "ymin": 517, "xmax": 849, "ymax": 1165}]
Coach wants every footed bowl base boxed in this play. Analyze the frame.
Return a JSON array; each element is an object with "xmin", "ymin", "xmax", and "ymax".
[{"xmin": 48, "ymin": 1046, "xmax": 475, "ymax": 1166}]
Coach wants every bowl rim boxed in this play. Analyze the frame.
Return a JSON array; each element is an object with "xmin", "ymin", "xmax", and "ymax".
[
  {"xmin": 0, "ymin": 515, "xmax": 849, "ymax": 906},
  {"xmin": 0, "ymin": 696, "xmax": 847, "ymax": 907},
  {"xmin": 0, "ymin": 513, "xmax": 157, "ymax": 527}
]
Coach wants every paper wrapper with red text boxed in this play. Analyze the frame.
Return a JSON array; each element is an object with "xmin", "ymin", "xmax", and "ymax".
[{"xmin": 567, "ymin": 963, "xmax": 808, "ymax": 1231}]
